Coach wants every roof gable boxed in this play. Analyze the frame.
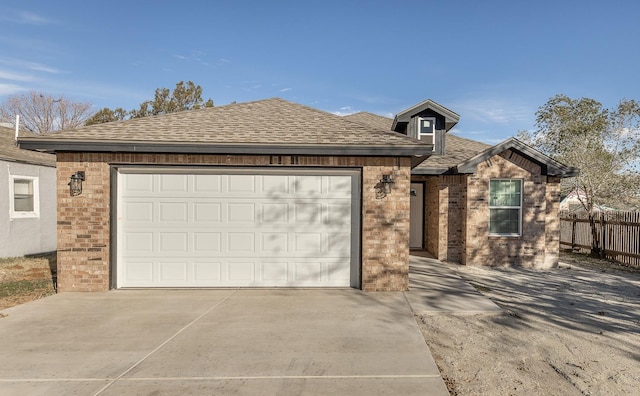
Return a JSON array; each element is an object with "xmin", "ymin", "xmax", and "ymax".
[
  {"xmin": 18, "ymin": 98, "xmax": 432, "ymax": 157},
  {"xmin": 392, "ymin": 99, "xmax": 460, "ymax": 132},
  {"xmin": 455, "ymin": 137, "xmax": 579, "ymax": 177}
]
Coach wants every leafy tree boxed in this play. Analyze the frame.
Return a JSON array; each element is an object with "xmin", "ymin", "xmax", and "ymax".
[
  {"xmin": 85, "ymin": 107, "xmax": 128, "ymax": 126},
  {"xmin": 519, "ymin": 94, "xmax": 640, "ymax": 254},
  {"xmin": 87, "ymin": 81, "xmax": 213, "ymax": 125},
  {"xmin": 0, "ymin": 91, "xmax": 93, "ymax": 133}
]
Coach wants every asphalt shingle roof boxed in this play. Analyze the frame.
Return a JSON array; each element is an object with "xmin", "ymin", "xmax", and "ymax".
[
  {"xmin": 343, "ymin": 112, "xmax": 395, "ymax": 132},
  {"xmin": 19, "ymin": 98, "xmax": 430, "ymax": 153},
  {"xmin": 0, "ymin": 126, "xmax": 55, "ymax": 167}
]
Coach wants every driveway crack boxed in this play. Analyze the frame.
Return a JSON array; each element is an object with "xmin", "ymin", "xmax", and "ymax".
[{"xmin": 92, "ymin": 289, "xmax": 239, "ymax": 396}]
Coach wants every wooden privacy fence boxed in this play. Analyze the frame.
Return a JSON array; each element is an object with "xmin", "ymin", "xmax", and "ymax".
[{"xmin": 560, "ymin": 211, "xmax": 640, "ymax": 267}]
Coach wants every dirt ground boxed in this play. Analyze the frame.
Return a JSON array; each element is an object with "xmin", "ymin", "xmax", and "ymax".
[
  {"xmin": 418, "ymin": 252, "xmax": 640, "ymax": 395},
  {"xmin": 0, "ymin": 253, "xmax": 56, "ymax": 311}
]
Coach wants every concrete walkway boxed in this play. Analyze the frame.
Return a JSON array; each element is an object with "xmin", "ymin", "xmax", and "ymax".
[
  {"xmin": 0, "ymin": 289, "xmax": 449, "ymax": 395},
  {"xmin": 406, "ymin": 253, "xmax": 502, "ymax": 314}
]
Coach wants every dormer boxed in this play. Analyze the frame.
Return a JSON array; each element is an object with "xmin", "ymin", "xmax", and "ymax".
[{"xmin": 392, "ymin": 99, "xmax": 460, "ymax": 156}]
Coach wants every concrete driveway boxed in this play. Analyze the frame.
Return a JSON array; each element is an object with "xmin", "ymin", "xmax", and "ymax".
[{"xmin": 0, "ymin": 288, "xmax": 448, "ymax": 395}]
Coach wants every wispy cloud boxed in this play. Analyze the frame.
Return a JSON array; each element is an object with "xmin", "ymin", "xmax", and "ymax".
[
  {"xmin": 0, "ymin": 69, "xmax": 34, "ymax": 82},
  {"xmin": 0, "ymin": 83, "xmax": 26, "ymax": 95},
  {"xmin": 173, "ymin": 50, "xmax": 209, "ymax": 66},
  {"xmin": 279, "ymin": 87, "xmax": 292, "ymax": 92},
  {"xmin": 332, "ymin": 105, "xmax": 359, "ymax": 116},
  {"xmin": 0, "ymin": 58, "xmax": 62, "ymax": 74},
  {"xmin": 3, "ymin": 10, "xmax": 56, "ymax": 25},
  {"xmin": 449, "ymin": 97, "xmax": 533, "ymax": 126}
]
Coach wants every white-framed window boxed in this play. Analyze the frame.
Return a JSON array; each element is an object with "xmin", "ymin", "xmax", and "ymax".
[
  {"xmin": 489, "ymin": 179, "xmax": 522, "ymax": 236},
  {"xmin": 9, "ymin": 175, "xmax": 40, "ymax": 219},
  {"xmin": 418, "ymin": 116, "xmax": 436, "ymax": 144}
]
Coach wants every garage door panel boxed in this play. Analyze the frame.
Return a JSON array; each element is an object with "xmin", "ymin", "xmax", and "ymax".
[
  {"xmin": 124, "ymin": 174, "xmax": 154, "ymax": 192},
  {"xmin": 294, "ymin": 203, "xmax": 322, "ymax": 224},
  {"xmin": 262, "ymin": 175, "xmax": 289, "ymax": 194},
  {"xmin": 228, "ymin": 175, "xmax": 256, "ymax": 193},
  {"xmin": 261, "ymin": 232, "xmax": 288, "ymax": 254},
  {"xmin": 228, "ymin": 261, "xmax": 255, "ymax": 281},
  {"xmin": 159, "ymin": 261, "xmax": 188, "ymax": 282},
  {"xmin": 159, "ymin": 232, "xmax": 188, "ymax": 252},
  {"xmin": 159, "ymin": 174, "xmax": 188, "ymax": 192},
  {"xmin": 159, "ymin": 202, "xmax": 188, "ymax": 222},
  {"xmin": 194, "ymin": 261, "xmax": 222, "ymax": 282},
  {"xmin": 227, "ymin": 203, "xmax": 255, "ymax": 222},
  {"xmin": 193, "ymin": 202, "xmax": 222, "ymax": 222},
  {"xmin": 262, "ymin": 203, "xmax": 288, "ymax": 223},
  {"xmin": 118, "ymin": 171, "xmax": 357, "ymax": 288},
  {"xmin": 194, "ymin": 232, "xmax": 221, "ymax": 252},
  {"xmin": 124, "ymin": 202, "xmax": 154, "ymax": 222},
  {"xmin": 227, "ymin": 232, "xmax": 255, "ymax": 252},
  {"xmin": 124, "ymin": 232, "xmax": 153, "ymax": 252},
  {"xmin": 194, "ymin": 174, "xmax": 221, "ymax": 192},
  {"xmin": 125, "ymin": 261, "xmax": 153, "ymax": 282}
]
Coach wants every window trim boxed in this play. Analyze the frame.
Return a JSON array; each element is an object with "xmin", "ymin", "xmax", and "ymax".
[
  {"xmin": 9, "ymin": 175, "xmax": 40, "ymax": 219},
  {"xmin": 489, "ymin": 178, "xmax": 522, "ymax": 237},
  {"xmin": 417, "ymin": 116, "xmax": 436, "ymax": 141}
]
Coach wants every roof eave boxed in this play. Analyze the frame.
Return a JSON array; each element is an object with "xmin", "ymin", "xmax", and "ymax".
[
  {"xmin": 411, "ymin": 166, "xmax": 451, "ymax": 175},
  {"xmin": 17, "ymin": 140, "xmax": 434, "ymax": 157}
]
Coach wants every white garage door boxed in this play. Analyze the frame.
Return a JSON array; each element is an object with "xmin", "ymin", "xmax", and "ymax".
[{"xmin": 116, "ymin": 168, "xmax": 359, "ymax": 288}]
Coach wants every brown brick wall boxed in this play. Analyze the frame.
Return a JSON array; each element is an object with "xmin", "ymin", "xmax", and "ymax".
[
  {"xmin": 55, "ymin": 153, "xmax": 412, "ymax": 292},
  {"xmin": 544, "ymin": 176, "xmax": 562, "ymax": 268},
  {"xmin": 361, "ymin": 160, "xmax": 412, "ymax": 291},
  {"xmin": 463, "ymin": 150, "xmax": 554, "ymax": 268},
  {"xmin": 424, "ymin": 176, "xmax": 439, "ymax": 257}
]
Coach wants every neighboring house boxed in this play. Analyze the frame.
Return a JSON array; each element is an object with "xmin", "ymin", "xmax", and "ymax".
[
  {"xmin": 559, "ymin": 189, "xmax": 615, "ymax": 213},
  {"xmin": 0, "ymin": 125, "xmax": 57, "ymax": 257},
  {"xmin": 18, "ymin": 98, "xmax": 577, "ymax": 293}
]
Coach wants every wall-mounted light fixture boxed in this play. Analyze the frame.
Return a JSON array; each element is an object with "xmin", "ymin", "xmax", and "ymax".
[
  {"xmin": 380, "ymin": 173, "xmax": 394, "ymax": 194},
  {"xmin": 68, "ymin": 171, "xmax": 85, "ymax": 196}
]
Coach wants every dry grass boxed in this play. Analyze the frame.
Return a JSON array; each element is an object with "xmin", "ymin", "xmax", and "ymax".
[{"xmin": 0, "ymin": 253, "xmax": 56, "ymax": 311}]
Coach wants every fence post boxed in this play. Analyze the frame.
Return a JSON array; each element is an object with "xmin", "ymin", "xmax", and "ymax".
[
  {"xmin": 600, "ymin": 212, "xmax": 606, "ymax": 259},
  {"xmin": 571, "ymin": 214, "xmax": 577, "ymax": 251}
]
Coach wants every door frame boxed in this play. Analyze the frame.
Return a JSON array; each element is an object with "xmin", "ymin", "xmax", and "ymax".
[{"xmin": 110, "ymin": 165, "xmax": 362, "ymax": 289}]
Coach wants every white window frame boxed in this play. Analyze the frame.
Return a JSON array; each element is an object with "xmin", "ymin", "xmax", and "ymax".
[
  {"xmin": 418, "ymin": 116, "xmax": 436, "ymax": 142},
  {"xmin": 489, "ymin": 179, "xmax": 522, "ymax": 237},
  {"xmin": 9, "ymin": 175, "xmax": 40, "ymax": 219}
]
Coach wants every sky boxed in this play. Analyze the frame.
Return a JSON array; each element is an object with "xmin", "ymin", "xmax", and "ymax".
[{"xmin": 1, "ymin": 0, "xmax": 639, "ymax": 144}]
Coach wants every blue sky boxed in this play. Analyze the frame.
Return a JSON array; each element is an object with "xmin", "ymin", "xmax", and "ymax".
[{"xmin": 1, "ymin": 0, "xmax": 639, "ymax": 143}]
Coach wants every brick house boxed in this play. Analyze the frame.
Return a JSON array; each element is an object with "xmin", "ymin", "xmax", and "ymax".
[{"xmin": 19, "ymin": 98, "xmax": 577, "ymax": 292}]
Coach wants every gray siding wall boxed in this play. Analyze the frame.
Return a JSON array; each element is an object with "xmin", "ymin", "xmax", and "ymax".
[{"xmin": 0, "ymin": 161, "xmax": 56, "ymax": 257}]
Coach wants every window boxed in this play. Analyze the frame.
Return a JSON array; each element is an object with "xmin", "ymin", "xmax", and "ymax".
[
  {"xmin": 489, "ymin": 179, "xmax": 521, "ymax": 236},
  {"xmin": 418, "ymin": 117, "xmax": 436, "ymax": 144},
  {"xmin": 10, "ymin": 176, "xmax": 39, "ymax": 218}
]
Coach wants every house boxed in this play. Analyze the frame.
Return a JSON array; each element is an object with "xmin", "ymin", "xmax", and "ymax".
[
  {"xmin": 559, "ymin": 189, "xmax": 616, "ymax": 213},
  {"xmin": 18, "ymin": 98, "xmax": 577, "ymax": 292},
  {"xmin": 0, "ymin": 125, "xmax": 57, "ymax": 257},
  {"xmin": 346, "ymin": 100, "xmax": 578, "ymax": 268}
]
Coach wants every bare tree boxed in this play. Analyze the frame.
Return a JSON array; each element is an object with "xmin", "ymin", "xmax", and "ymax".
[{"xmin": 0, "ymin": 91, "xmax": 94, "ymax": 133}]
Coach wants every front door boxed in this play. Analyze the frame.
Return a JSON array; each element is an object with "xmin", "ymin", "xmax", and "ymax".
[{"xmin": 409, "ymin": 182, "xmax": 424, "ymax": 249}]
